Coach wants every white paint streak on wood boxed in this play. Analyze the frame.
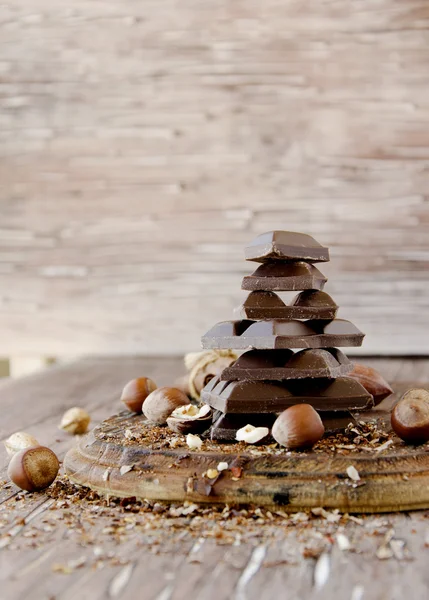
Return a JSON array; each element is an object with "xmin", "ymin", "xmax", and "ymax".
[
  {"xmin": 154, "ymin": 583, "xmax": 174, "ymax": 600},
  {"xmin": 108, "ymin": 563, "xmax": 135, "ymax": 598},
  {"xmin": 0, "ymin": 1, "xmax": 428, "ymax": 355},
  {"xmin": 314, "ymin": 552, "xmax": 331, "ymax": 590},
  {"xmin": 18, "ymin": 547, "xmax": 57, "ymax": 577},
  {"xmin": 187, "ymin": 536, "xmax": 205, "ymax": 562},
  {"xmin": 9, "ymin": 357, "xmax": 50, "ymax": 378},
  {"xmin": 235, "ymin": 544, "xmax": 267, "ymax": 600},
  {"xmin": 350, "ymin": 585, "xmax": 365, "ymax": 600}
]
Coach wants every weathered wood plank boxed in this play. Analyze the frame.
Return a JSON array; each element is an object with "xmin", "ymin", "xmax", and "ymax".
[
  {"xmin": 0, "ymin": 357, "xmax": 428, "ymax": 599},
  {"xmin": 0, "ymin": 356, "xmax": 183, "ymax": 441},
  {"xmin": 8, "ymin": 357, "xmax": 52, "ymax": 379},
  {"xmin": 0, "ymin": 2, "xmax": 429, "ymax": 355}
]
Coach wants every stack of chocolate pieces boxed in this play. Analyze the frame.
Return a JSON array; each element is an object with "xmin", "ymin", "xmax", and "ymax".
[{"xmin": 201, "ymin": 231, "xmax": 374, "ymax": 441}]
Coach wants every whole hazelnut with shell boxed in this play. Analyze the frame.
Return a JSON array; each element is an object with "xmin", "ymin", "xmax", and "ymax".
[
  {"xmin": 8, "ymin": 446, "xmax": 60, "ymax": 492},
  {"xmin": 272, "ymin": 404, "xmax": 325, "ymax": 450},
  {"xmin": 391, "ymin": 388, "xmax": 429, "ymax": 444},
  {"xmin": 143, "ymin": 387, "xmax": 189, "ymax": 424},
  {"xmin": 59, "ymin": 407, "xmax": 91, "ymax": 435},
  {"xmin": 121, "ymin": 377, "xmax": 157, "ymax": 413},
  {"xmin": 349, "ymin": 363, "xmax": 393, "ymax": 404}
]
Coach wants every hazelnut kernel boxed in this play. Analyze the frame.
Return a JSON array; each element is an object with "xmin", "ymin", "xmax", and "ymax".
[
  {"xmin": 8, "ymin": 446, "xmax": 60, "ymax": 492},
  {"xmin": 186, "ymin": 433, "xmax": 203, "ymax": 450},
  {"xmin": 391, "ymin": 388, "xmax": 429, "ymax": 444},
  {"xmin": 272, "ymin": 404, "xmax": 324, "ymax": 450},
  {"xmin": 142, "ymin": 387, "xmax": 189, "ymax": 424},
  {"xmin": 4, "ymin": 432, "xmax": 40, "ymax": 457},
  {"xmin": 171, "ymin": 404, "xmax": 211, "ymax": 419},
  {"xmin": 59, "ymin": 407, "xmax": 91, "ymax": 435},
  {"xmin": 121, "ymin": 377, "xmax": 157, "ymax": 413},
  {"xmin": 235, "ymin": 424, "xmax": 269, "ymax": 444}
]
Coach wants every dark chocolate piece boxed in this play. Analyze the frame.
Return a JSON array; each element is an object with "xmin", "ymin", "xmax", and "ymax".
[
  {"xmin": 239, "ymin": 290, "xmax": 338, "ymax": 320},
  {"xmin": 242, "ymin": 262, "xmax": 327, "ymax": 292},
  {"xmin": 200, "ymin": 319, "xmax": 254, "ymax": 339},
  {"xmin": 239, "ymin": 291, "xmax": 287, "ymax": 320},
  {"xmin": 201, "ymin": 375, "xmax": 222, "ymax": 394},
  {"xmin": 210, "ymin": 413, "xmax": 276, "ymax": 442},
  {"xmin": 202, "ymin": 377, "xmax": 374, "ymax": 414},
  {"xmin": 285, "ymin": 348, "xmax": 351, "ymax": 375},
  {"xmin": 201, "ymin": 319, "xmax": 364, "ymax": 350},
  {"xmin": 221, "ymin": 349, "xmax": 294, "ymax": 380},
  {"xmin": 245, "ymin": 231, "xmax": 330, "ymax": 263},
  {"xmin": 220, "ymin": 348, "xmax": 352, "ymax": 381},
  {"xmin": 290, "ymin": 290, "xmax": 338, "ymax": 319},
  {"xmin": 319, "ymin": 411, "xmax": 358, "ymax": 433}
]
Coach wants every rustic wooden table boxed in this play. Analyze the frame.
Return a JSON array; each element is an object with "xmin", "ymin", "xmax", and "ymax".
[{"xmin": 1, "ymin": 357, "xmax": 429, "ymax": 600}]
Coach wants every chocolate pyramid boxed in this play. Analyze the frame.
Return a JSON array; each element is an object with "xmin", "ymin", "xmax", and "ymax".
[{"xmin": 200, "ymin": 231, "xmax": 374, "ymax": 441}]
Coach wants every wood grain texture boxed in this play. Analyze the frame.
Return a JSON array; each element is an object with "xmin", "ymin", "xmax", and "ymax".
[
  {"xmin": 64, "ymin": 388, "xmax": 429, "ymax": 512},
  {"xmin": 0, "ymin": 1, "xmax": 429, "ymax": 355},
  {"xmin": 1, "ymin": 357, "xmax": 429, "ymax": 600}
]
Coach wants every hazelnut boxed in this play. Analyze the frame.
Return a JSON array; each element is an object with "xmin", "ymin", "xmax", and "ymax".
[
  {"xmin": 8, "ymin": 446, "xmax": 60, "ymax": 492},
  {"xmin": 272, "ymin": 404, "xmax": 324, "ymax": 450},
  {"xmin": 59, "ymin": 407, "xmax": 91, "ymax": 435},
  {"xmin": 142, "ymin": 387, "xmax": 189, "ymax": 424},
  {"xmin": 235, "ymin": 424, "xmax": 270, "ymax": 444},
  {"xmin": 167, "ymin": 404, "xmax": 212, "ymax": 434},
  {"xmin": 391, "ymin": 388, "xmax": 429, "ymax": 444},
  {"xmin": 4, "ymin": 432, "xmax": 40, "ymax": 457},
  {"xmin": 349, "ymin": 363, "xmax": 393, "ymax": 404},
  {"xmin": 121, "ymin": 377, "xmax": 157, "ymax": 413}
]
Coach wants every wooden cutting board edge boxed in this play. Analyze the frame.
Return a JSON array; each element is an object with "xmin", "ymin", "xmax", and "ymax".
[{"xmin": 64, "ymin": 382, "xmax": 429, "ymax": 514}]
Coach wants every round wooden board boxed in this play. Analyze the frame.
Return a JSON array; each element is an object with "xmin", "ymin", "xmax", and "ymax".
[{"xmin": 64, "ymin": 407, "xmax": 429, "ymax": 513}]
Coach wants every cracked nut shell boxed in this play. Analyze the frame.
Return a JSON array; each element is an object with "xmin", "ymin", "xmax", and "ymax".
[{"xmin": 167, "ymin": 404, "xmax": 212, "ymax": 434}]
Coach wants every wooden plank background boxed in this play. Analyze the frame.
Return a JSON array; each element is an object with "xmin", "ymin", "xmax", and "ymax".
[{"xmin": 0, "ymin": 1, "xmax": 428, "ymax": 356}]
